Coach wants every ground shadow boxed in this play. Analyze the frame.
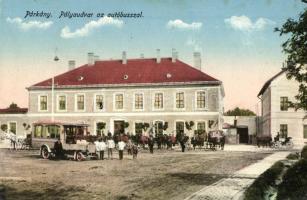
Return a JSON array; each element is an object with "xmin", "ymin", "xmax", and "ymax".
[
  {"xmin": 166, "ymin": 172, "xmax": 228, "ymax": 185},
  {"xmin": 0, "ymin": 182, "xmax": 92, "ymax": 200}
]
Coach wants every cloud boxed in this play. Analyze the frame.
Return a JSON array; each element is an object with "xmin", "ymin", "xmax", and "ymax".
[
  {"xmin": 6, "ymin": 17, "xmax": 53, "ymax": 30},
  {"xmin": 60, "ymin": 16, "xmax": 123, "ymax": 39},
  {"xmin": 166, "ymin": 19, "xmax": 202, "ymax": 30},
  {"xmin": 224, "ymin": 15, "xmax": 275, "ymax": 32}
]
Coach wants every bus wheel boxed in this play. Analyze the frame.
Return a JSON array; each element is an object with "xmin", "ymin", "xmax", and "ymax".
[{"xmin": 41, "ymin": 146, "xmax": 50, "ymax": 159}]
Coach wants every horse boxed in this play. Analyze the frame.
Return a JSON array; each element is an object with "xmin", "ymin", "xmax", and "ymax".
[
  {"xmin": 139, "ymin": 135, "xmax": 149, "ymax": 149},
  {"xmin": 256, "ymin": 136, "xmax": 272, "ymax": 148},
  {"xmin": 207, "ymin": 130, "xmax": 225, "ymax": 150},
  {"xmin": 191, "ymin": 133, "xmax": 206, "ymax": 150},
  {"xmin": 155, "ymin": 134, "xmax": 169, "ymax": 149}
]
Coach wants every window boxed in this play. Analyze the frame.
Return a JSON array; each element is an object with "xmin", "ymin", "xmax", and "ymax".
[
  {"xmin": 8, "ymin": 122, "xmax": 17, "ymax": 134},
  {"xmin": 134, "ymin": 94, "xmax": 143, "ymax": 110},
  {"xmin": 39, "ymin": 95, "xmax": 47, "ymax": 111},
  {"xmin": 280, "ymin": 97, "xmax": 288, "ymax": 111},
  {"xmin": 304, "ymin": 125, "xmax": 307, "ymax": 139},
  {"xmin": 280, "ymin": 124, "xmax": 288, "ymax": 138},
  {"xmin": 34, "ymin": 125, "xmax": 43, "ymax": 138},
  {"xmin": 115, "ymin": 94, "xmax": 124, "ymax": 110},
  {"xmin": 154, "ymin": 93, "xmax": 163, "ymax": 109},
  {"xmin": 33, "ymin": 125, "xmax": 56, "ymax": 138},
  {"xmin": 197, "ymin": 122, "xmax": 206, "ymax": 131},
  {"xmin": 95, "ymin": 95, "xmax": 104, "ymax": 111},
  {"xmin": 135, "ymin": 122, "xmax": 143, "ymax": 134},
  {"xmin": 196, "ymin": 91, "xmax": 206, "ymax": 109},
  {"xmin": 58, "ymin": 95, "xmax": 66, "ymax": 111},
  {"xmin": 47, "ymin": 125, "xmax": 60, "ymax": 139},
  {"xmin": 176, "ymin": 92, "xmax": 184, "ymax": 109},
  {"xmin": 76, "ymin": 94, "xmax": 85, "ymax": 111},
  {"xmin": 96, "ymin": 122, "xmax": 106, "ymax": 135}
]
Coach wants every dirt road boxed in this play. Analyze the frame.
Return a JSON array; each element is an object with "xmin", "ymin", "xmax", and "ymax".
[{"xmin": 0, "ymin": 149, "xmax": 270, "ymax": 200}]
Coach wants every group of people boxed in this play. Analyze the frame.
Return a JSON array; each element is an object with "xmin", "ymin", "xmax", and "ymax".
[
  {"xmin": 54, "ymin": 130, "xmax": 224, "ymax": 161},
  {"xmin": 94, "ymin": 135, "xmax": 138, "ymax": 160}
]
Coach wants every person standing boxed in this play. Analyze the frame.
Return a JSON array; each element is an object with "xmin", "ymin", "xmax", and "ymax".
[
  {"xmin": 94, "ymin": 138, "xmax": 101, "ymax": 159},
  {"xmin": 126, "ymin": 139, "xmax": 132, "ymax": 155},
  {"xmin": 148, "ymin": 134, "xmax": 154, "ymax": 154},
  {"xmin": 54, "ymin": 138, "xmax": 64, "ymax": 159},
  {"xmin": 180, "ymin": 133, "xmax": 187, "ymax": 152},
  {"xmin": 191, "ymin": 134, "xmax": 197, "ymax": 150},
  {"xmin": 132, "ymin": 143, "xmax": 138, "ymax": 159},
  {"xmin": 118, "ymin": 139, "xmax": 126, "ymax": 160},
  {"xmin": 107, "ymin": 136, "xmax": 115, "ymax": 160},
  {"xmin": 100, "ymin": 139, "xmax": 106, "ymax": 160}
]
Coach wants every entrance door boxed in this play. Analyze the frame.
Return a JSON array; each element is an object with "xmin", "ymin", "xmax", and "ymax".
[
  {"xmin": 154, "ymin": 121, "xmax": 164, "ymax": 136},
  {"xmin": 114, "ymin": 120, "xmax": 125, "ymax": 135},
  {"xmin": 237, "ymin": 127, "xmax": 248, "ymax": 143}
]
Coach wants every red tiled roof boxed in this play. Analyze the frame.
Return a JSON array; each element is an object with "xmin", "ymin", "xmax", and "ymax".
[
  {"xmin": 30, "ymin": 58, "xmax": 220, "ymax": 88},
  {"xmin": 0, "ymin": 108, "xmax": 28, "ymax": 114}
]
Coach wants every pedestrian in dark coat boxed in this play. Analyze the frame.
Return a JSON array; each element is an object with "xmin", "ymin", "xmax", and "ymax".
[
  {"xmin": 148, "ymin": 135, "xmax": 154, "ymax": 154},
  {"xmin": 54, "ymin": 138, "xmax": 64, "ymax": 159}
]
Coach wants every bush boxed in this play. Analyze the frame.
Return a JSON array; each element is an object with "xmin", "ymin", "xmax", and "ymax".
[
  {"xmin": 0, "ymin": 124, "xmax": 7, "ymax": 132},
  {"xmin": 244, "ymin": 161, "xmax": 285, "ymax": 200},
  {"xmin": 286, "ymin": 152, "xmax": 300, "ymax": 160},
  {"xmin": 277, "ymin": 159, "xmax": 307, "ymax": 200},
  {"xmin": 301, "ymin": 145, "xmax": 307, "ymax": 160}
]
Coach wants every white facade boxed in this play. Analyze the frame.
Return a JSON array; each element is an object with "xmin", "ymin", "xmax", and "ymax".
[
  {"xmin": 26, "ymin": 84, "xmax": 224, "ymax": 137},
  {"xmin": 258, "ymin": 71, "xmax": 307, "ymax": 146}
]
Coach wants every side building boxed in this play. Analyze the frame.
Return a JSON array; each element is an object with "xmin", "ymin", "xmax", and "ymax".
[
  {"xmin": 0, "ymin": 107, "xmax": 28, "ymax": 136},
  {"xmin": 257, "ymin": 70, "xmax": 307, "ymax": 146},
  {"xmin": 223, "ymin": 116, "xmax": 258, "ymax": 144},
  {"xmin": 26, "ymin": 52, "xmax": 225, "ymax": 137}
]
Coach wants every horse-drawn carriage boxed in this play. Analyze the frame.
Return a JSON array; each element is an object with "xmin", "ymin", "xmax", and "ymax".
[
  {"xmin": 31, "ymin": 121, "xmax": 97, "ymax": 161},
  {"xmin": 191, "ymin": 130, "xmax": 225, "ymax": 150},
  {"xmin": 256, "ymin": 135, "xmax": 294, "ymax": 149},
  {"xmin": 272, "ymin": 135, "xmax": 294, "ymax": 149},
  {"xmin": 0, "ymin": 132, "xmax": 31, "ymax": 150}
]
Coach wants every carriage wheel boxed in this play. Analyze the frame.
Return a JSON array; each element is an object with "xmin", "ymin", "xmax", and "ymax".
[
  {"xmin": 274, "ymin": 142, "xmax": 281, "ymax": 149},
  {"xmin": 41, "ymin": 146, "xmax": 50, "ymax": 159},
  {"xmin": 76, "ymin": 151, "xmax": 84, "ymax": 161},
  {"xmin": 286, "ymin": 141, "xmax": 294, "ymax": 149}
]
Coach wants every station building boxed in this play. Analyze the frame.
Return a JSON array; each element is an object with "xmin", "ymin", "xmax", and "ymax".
[{"xmin": 0, "ymin": 51, "xmax": 225, "ymax": 137}]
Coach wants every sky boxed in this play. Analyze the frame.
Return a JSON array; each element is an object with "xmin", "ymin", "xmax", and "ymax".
[{"xmin": 0, "ymin": 0, "xmax": 306, "ymax": 114}]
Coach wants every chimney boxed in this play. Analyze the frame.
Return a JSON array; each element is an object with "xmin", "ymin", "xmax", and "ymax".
[
  {"xmin": 122, "ymin": 51, "xmax": 127, "ymax": 64},
  {"xmin": 193, "ymin": 52, "xmax": 201, "ymax": 71},
  {"xmin": 172, "ymin": 48, "xmax": 176, "ymax": 63},
  {"xmin": 140, "ymin": 53, "xmax": 144, "ymax": 58},
  {"xmin": 156, "ymin": 49, "xmax": 161, "ymax": 63},
  {"xmin": 88, "ymin": 52, "xmax": 94, "ymax": 66},
  {"xmin": 234, "ymin": 119, "xmax": 237, "ymax": 127},
  {"xmin": 94, "ymin": 55, "xmax": 100, "ymax": 62},
  {"xmin": 68, "ymin": 60, "xmax": 75, "ymax": 71}
]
